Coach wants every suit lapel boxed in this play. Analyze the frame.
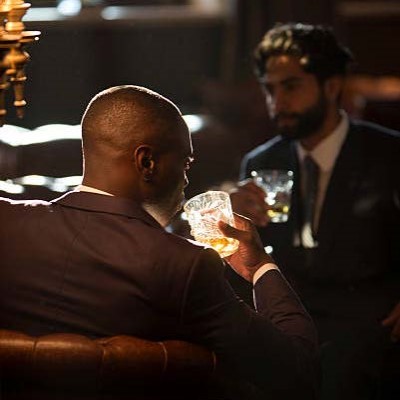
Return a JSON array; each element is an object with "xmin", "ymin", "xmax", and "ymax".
[
  {"xmin": 316, "ymin": 124, "xmax": 365, "ymax": 254},
  {"xmin": 288, "ymin": 142, "xmax": 302, "ymax": 245}
]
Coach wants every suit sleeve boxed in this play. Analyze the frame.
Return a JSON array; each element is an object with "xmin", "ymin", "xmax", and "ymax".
[{"xmin": 180, "ymin": 248, "xmax": 319, "ymax": 399}]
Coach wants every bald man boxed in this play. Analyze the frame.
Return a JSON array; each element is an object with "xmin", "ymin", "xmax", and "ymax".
[{"xmin": 0, "ymin": 86, "xmax": 317, "ymax": 399}]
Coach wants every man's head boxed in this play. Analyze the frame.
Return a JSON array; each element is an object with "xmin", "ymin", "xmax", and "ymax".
[
  {"xmin": 253, "ymin": 23, "xmax": 354, "ymax": 141},
  {"xmin": 81, "ymin": 85, "xmax": 193, "ymax": 226}
]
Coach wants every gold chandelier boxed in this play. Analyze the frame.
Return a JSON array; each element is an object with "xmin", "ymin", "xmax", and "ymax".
[{"xmin": 0, "ymin": 0, "xmax": 40, "ymax": 126}]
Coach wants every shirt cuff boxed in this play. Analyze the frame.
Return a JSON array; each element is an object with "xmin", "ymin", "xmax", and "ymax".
[{"xmin": 253, "ymin": 263, "xmax": 280, "ymax": 285}]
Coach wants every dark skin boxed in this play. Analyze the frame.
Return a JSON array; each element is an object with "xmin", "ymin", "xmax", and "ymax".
[
  {"xmin": 81, "ymin": 85, "xmax": 273, "ymax": 283},
  {"xmin": 219, "ymin": 215, "xmax": 274, "ymax": 282}
]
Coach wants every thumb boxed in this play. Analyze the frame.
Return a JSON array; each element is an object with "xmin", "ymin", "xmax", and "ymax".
[{"xmin": 218, "ymin": 220, "xmax": 247, "ymax": 242}]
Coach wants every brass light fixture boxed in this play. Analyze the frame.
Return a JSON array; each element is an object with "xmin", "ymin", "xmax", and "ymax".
[{"xmin": 0, "ymin": 0, "xmax": 40, "ymax": 126}]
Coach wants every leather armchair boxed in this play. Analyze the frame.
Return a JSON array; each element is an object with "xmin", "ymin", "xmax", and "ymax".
[{"xmin": 0, "ymin": 329, "xmax": 224, "ymax": 400}]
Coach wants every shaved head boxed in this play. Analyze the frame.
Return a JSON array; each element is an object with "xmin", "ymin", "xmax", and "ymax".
[
  {"xmin": 82, "ymin": 85, "xmax": 184, "ymax": 161},
  {"xmin": 80, "ymin": 85, "xmax": 193, "ymax": 226}
]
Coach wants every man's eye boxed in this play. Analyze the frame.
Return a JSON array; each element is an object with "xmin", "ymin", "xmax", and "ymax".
[{"xmin": 284, "ymin": 82, "xmax": 299, "ymax": 91}]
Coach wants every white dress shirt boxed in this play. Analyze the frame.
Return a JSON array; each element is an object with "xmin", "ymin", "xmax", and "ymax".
[{"xmin": 75, "ymin": 184, "xmax": 114, "ymax": 196}]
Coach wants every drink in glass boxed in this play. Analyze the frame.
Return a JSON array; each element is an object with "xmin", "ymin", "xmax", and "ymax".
[
  {"xmin": 183, "ymin": 191, "xmax": 239, "ymax": 257},
  {"xmin": 251, "ymin": 170, "xmax": 293, "ymax": 223}
]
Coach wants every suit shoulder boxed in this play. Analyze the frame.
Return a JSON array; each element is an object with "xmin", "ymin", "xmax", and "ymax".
[
  {"xmin": 0, "ymin": 196, "xmax": 51, "ymax": 212},
  {"xmin": 349, "ymin": 119, "xmax": 400, "ymax": 159},
  {"xmin": 156, "ymin": 228, "xmax": 217, "ymax": 261},
  {"xmin": 240, "ymin": 135, "xmax": 293, "ymax": 178},
  {"xmin": 0, "ymin": 196, "xmax": 51, "ymax": 205},
  {"xmin": 142, "ymin": 226, "xmax": 224, "ymax": 287},
  {"xmin": 244, "ymin": 135, "xmax": 288, "ymax": 163},
  {"xmin": 350, "ymin": 119, "xmax": 400, "ymax": 142}
]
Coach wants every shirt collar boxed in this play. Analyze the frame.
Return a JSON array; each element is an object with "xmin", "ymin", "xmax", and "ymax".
[
  {"xmin": 75, "ymin": 184, "xmax": 114, "ymax": 197},
  {"xmin": 296, "ymin": 110, "xmax": 349, "ymax": 172}
]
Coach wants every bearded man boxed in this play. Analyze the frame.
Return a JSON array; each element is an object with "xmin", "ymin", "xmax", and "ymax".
[{"xmin": 231, "ymin": 23, "xmax": 400, "ymax": 400}]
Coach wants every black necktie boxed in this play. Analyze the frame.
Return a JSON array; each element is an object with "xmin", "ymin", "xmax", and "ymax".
[{"xmin": 302, "ymin": 155, "xmax": 320, "ymax": 245}]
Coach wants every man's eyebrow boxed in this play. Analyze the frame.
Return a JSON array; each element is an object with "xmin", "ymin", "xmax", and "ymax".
[
  {"xmin": 280, "ymin": 76, "xmax": 302, "ymax": 84},
  {"xmin": 263, "ymin": 76, "xmax": 302, "ymax": 86}
]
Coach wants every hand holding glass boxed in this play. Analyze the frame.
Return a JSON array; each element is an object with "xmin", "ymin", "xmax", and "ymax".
[
  {"xmin": 184, "ymin": 191, "xmax": 239, "ymax": 257},
  {"xmin": 251, "ymin": 170, "xmax": 293, "ymax": 223}
]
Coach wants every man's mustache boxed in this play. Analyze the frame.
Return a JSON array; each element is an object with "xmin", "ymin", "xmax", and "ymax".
[{"xmin": 273, "ymin": 113, "xmax": 300, "ymax": 123}]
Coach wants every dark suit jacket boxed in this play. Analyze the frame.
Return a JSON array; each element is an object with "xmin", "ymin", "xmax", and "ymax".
[
  {"xmin": 0, "ymin": 191, "xmax": 317, "ymax": 398},
  {"xmin": 241, "ymin": 120, "xmax": 400, "ymax": 336}
]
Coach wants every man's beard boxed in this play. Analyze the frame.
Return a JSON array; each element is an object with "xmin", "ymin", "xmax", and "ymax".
[
  {"xmin": 145, "ymin": 189, "xmax": 184, "ymax": 227},
  {"xmin": 273, "ymin": 93, "xmax": 328, "ymax": 140}
]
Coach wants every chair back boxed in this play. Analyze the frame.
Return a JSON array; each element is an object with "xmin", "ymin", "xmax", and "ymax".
[{"xmin": 0, "ymin": 329, "xmax": 220, "ymax": 400}]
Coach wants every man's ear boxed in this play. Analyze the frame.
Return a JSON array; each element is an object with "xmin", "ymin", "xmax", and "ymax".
[
  {"xmin": 324, "ymin": 75, "xmax": 345, "ymax": 104},
  {"xmin": 135, "ymin": 145, "xmax": 155, "ymax": 182}
]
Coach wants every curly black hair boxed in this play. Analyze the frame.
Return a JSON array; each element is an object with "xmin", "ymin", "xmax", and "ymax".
[{"xmin": 254, "ymin": 23, "xmax": 354, "ymax": 82}]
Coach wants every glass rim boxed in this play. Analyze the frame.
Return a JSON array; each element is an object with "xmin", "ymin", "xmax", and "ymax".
[
  {"xmin": 183, "ymin": 190, "xmax": 230, "ymax": 212},
  {"xmin": 251, "ymin": 169, "xmax": 294, "ymax": 177}
]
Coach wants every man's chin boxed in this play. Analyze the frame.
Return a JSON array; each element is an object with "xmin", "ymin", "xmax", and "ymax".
[
  {"xmin": 278, "ymin": 124, "xmax": 316, "ymax": 141},
  {"xmin": 278, "ymin": 127, "xmax": 301, "ymax": 140}
]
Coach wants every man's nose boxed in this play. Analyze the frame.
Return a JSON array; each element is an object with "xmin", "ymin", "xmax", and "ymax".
[{"xmin": 268, "ymin": 91, "xmax": 286, "ymax": 116}]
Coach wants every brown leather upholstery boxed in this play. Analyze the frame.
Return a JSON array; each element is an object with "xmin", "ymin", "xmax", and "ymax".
[{"xmin": 0, "ymin": 329, "xmax": 224, "ymax": 400}]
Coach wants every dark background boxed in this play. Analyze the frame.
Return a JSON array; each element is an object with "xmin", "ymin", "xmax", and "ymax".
[{"xmin": 2, "ymin": 0, "xmax": 400, "ymax": 198}]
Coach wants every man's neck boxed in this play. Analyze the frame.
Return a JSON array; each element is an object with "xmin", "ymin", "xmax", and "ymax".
[
  {"xmin": 142, "ymin": 203, "xmax": 170, "ymax": 228},
  {"xmin": 299, "ymin": 108, "xmax": 342, "ymax": 151},
  {"xmin": 82, "ymin": 177, "xmax": 172, "ymax": 228}
]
